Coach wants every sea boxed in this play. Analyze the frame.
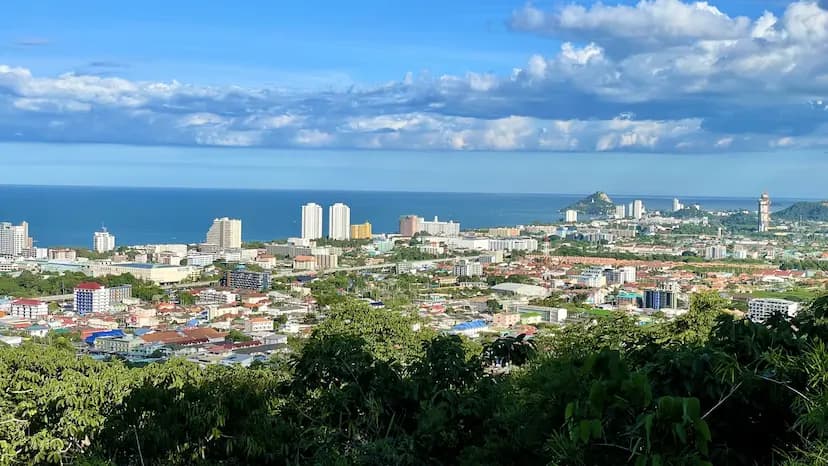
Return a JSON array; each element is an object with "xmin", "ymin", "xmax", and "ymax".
[{"xmin": 0, "ymin": 185, "xmax": 809, "ymax": 248}]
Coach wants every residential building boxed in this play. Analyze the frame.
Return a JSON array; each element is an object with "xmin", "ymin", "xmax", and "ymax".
[
  {"xmin": 301, "ymin": 203, "xmax": 323, "ymax": 239},
  {"xmin": 293, "ymin": 255, "xmax": 316, "ymax": 271},
  {"xmin": 564, "ymin": 210, "xmax": 578, "ymax": 223},
  {"xmin": 244, "ymin": 317, "xmax": 274, "ymax": 333},
  {"xmin": 419, "ymin": 216, "xmax": 460, "ymax": 236},
  {"xmin": 187, "ymin": 252, "xmax": 215, "ymax": 267},
  {"xmin": 350, "ymin": 222, "xmax": 372, "ymax": 239},
  {"xmin": 632, "ymin": 200, "xmax": 645, "ymax": 219},
  {"xmin": 205, "ymin": 217, "xmax": 242, "ymax": 249},
  {"xmin": 704, "ymin": 245, "xmax": 727, "ymax": 260},
  {"xmin": 643, "ymin": 289, "xmax": 678, "ymax": 310},
  {"xmin": 108, "ymin": 284, "xmax": 132, "ymax": 305},
  {"xmin": 9, "ymin": 299, "xmax": 48, "ymax": 319},
  {"xmin": 74, "ymin": 282, "xmax": 109, "ymax": 314},
  {"xmin": 578, "ymin": 268, "xmax": 607, "ymax": 287},
  {"xmin": 315, "ymin": 253, "xmax": 338, "ymax": 270},
  {"xmin": 614, "ymin": 205, "xmax": 626, "ymax": 219},
  {"xmin": 267, "ymin": 243, "xmax": 312, "ymax": 258},
  {"xmin": 328, "ymin": 203, "xmax": 351, "ymax": 240},
  {"xmin": 454, "ymin": 260, "xmax": 483, "ymax": 277},
  {"xmin": 672, "ymin": 198, "xmax": 684, "ymax": 212},
  {"xmin": 196, "ymin": 289, "xmax": 238, "ymax": 306},
  {"xmin": 488, "ymin": 227, "xmax": 521, "ymax": 237},
  {"xmin": 87, "ymin": 263, "xmax": 197, "ymax": 285},
  {"xmin": 620, "ymin": 266, "xmax": 637, "ymax": 283},
  {"xmin": 488, "ymin": 238, "xmax": 538, "ymax": 251},
  {"xmin": 399, "ymin": 215, "xmax": 420, "ymax": 237},
  {"xmin": 747, "ymin": 298, "xmax": 799, "ymax": 323},
  {"xmin": 94, "ymin": 335, "xmax": 143, "ymax": 354},
  {"xmin": 225, "ymin": 269, "xmax": 271, "ymax": 291},
  {"xmin": 48, "ymin": 248, "xmax": 77, "ymax": 260},
  {"xmin": 492, "ymin": 313, "xmax": 521, "ymax": 328},
  {"xmin": 758, "ymin": 192, "xmax": 771, "ymax": 233},
  {"xmin": 93, "ymin": 227, "xmax": 116, "ymax": 253},
  {"xmin": 0, "ymin": 222, "xmax": 30, "ymax": 257}
]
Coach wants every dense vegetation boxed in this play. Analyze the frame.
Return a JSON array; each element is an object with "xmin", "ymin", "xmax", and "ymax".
[
  {"xmin": 5, "ymin": 293, "xmax": 828, "ymax": 464},
  {"xmin": 775, "ymin": 201, "xmax": 828, "ymax": 222},
  {"xmin": 0, "ymin": 271, "xmax": 164, "ymax": 302}
]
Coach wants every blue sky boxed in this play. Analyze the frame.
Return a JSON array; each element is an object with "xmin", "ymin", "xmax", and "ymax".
[{"xmin": 1, "ymin": 0, "xmax": 828, "ymax": 194}]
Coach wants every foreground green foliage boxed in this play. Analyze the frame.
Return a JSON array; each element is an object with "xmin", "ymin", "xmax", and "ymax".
[{"xmin": 5, "ymin": 293, "xmax": 828, "ymax": 464}]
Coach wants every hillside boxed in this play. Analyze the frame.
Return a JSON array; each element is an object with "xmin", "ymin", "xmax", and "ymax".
[
  {"xmin": 773, "ymin": 201, "xmax": 828, "ymax": 221},
  {"xmin": 563, "ymin": 191, "xmax": 615, "ymax": 216}
]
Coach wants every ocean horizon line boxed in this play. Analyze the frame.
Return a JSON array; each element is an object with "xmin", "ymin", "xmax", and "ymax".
[{"xmin": 1, "ymin": 183, "xmax": 822, "ymax": 202}]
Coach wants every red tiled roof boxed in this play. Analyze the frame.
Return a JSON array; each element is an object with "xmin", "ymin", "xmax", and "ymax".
[
  {"xmin": 12, "ymin": 299, "xmax": 45, "ymax": 306},
  {"xmin": 76, "ymin": 282, "xmax": 103, "ymax": 290}
]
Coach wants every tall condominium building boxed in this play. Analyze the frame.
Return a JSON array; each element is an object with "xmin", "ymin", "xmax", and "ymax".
[
  {"xmin": 399, "ymin": 215, "xmax": 420, "ymax": 237},
  {"xmin": 93, "ymin": 227, "xmax": 116, "ymax": 253},
  {"xmin": 205, "ymin": 217, "xmax": 242, "ymax": 249},
  {"xmin": 564, "ymin": 210, "xmax": 578, "ymax": 223},
  {"xmin": 632, "ymin": 200, "xmax": 645, "ymax": 219},
  {"xmin": 672, "ymin": 198, "xmax": 684, "ymax": 212},
  {"xmin": 614, "ymin": 205, "xmax": 626, "ymax": 219},
  {"xmin": 0, "ymin": 221, "xmax": 31, "ymax": 257},
  {"xmin": 350, "ymin": 222, "xmax": 372, "ymax": 240},
  {"xmin": 328, "ymin": 203, "xmax": 351, "ymax": 240},
  {"xmin": 74, "ymin": 282, "xmax": 110, "ymax": 314},
  {"xmin": 419, "ymin": 216, "xmax": 460, "ymax": 236},
  {"xmin": 747, "ymin": 298, "xmax": 799, "ymax": 323},
  {"xmin": 301, "ymin": 203, "xmax": 323, "ymax": 239},
  {"xmin": 758, "ymin": 192, "xmax": 771, "ymax": 233}
]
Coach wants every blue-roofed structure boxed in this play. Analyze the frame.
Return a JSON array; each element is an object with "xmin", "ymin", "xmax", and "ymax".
[
  {"xmin": 84, "ymin": 329, "xmax": 125, "ymax": 345},
  {"xmin": 449, "ymin": 319, "xmax": 489, "ymax": 337}
]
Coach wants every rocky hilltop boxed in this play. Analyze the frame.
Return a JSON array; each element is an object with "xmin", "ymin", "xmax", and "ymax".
[{"xmin": 563, "ymin": 191, "xmax": 615, "ymax": 216}]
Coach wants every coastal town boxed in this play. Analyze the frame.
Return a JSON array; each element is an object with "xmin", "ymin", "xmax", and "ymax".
[{"xmin": 1, "ymin": 191, "xmax": 827, "ymax": 366}]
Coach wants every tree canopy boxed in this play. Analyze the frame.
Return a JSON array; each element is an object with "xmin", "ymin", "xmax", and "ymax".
[{"xmin": 4, "ymin": 292, "xmax": 828, "ymax": 464}]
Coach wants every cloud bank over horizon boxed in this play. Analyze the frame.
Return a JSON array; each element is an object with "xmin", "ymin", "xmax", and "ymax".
[{"xmin": 2, "ymin": 0, "xmax": 828, "ymax": 152}]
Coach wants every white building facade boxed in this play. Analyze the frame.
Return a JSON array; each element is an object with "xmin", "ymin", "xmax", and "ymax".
[
  {"xmin": 301, "ymin": 203, "xmax": 323, "ymax": 240},
  {"xmin": 93, "ymin": 228, "xmax": 116, "ymax": 253},
  {"xmin": 747, "ymin": 298, "xmax": 799, "ymax": 323},
  {"xmin": 328, "ymin": 203, "xmax": 351, "ymax": 240},
  {"xmin": 206, "ymin": 218, "xmax": 242, "ymax": 249}
]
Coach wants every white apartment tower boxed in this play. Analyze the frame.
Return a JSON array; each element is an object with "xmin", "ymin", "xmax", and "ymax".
[
  {"xmin": 93, "ymin": 227, "xmax": 116, "ymax": 253},
  {"xmin": 206, "ymin": 217, "xmax": 242, "ymax": 249},
  {"xmin": 632, "ymin": 200, "xmax": 644, "ymax": 219},
  {"xmin": 564, "ymin": 210, "xmax": 578, "ymax": 223},
  {"xmin": 672, "ymin": 198, "xmax": 684, "ymax": 212},
  {"xmin": 614, "ymin": 205, "xmax": 626, "ymax": 219},
  {"xmin": 0, "ymin": 222, "xmax": 30, "ymax": 257},
  {"xmin": 328, "ymin": 203, "xmax": 351, "ymax": 240},
  {"xmin": 301, "ymin": 203, "xmax": 323, "ymax": 240},
  {"xmin": 758, "ymin": 192, "xmax": 771, "ymax": 233}
]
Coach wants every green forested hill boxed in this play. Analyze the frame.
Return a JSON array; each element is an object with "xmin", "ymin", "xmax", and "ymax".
[
  {"xmin": 563, "ymin": 191, "xmax": 615, "ymax": 216},
  {"xmin": 774, "ymin": 200, "xmax": 828, "ymax": 221}
]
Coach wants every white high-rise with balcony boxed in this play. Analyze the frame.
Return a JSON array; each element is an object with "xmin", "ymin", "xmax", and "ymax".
[
  {"xmin": 632, "ymin": 200, "xmax": 644, "ymax": 219},
  {"xmin": 0, "ymin": 222, "xmax": 29, "ymax": 257},
  {"xmin": 93, "ymin": 227, "xmax": 116, "ymax": 253},
  {"xmin": 301, "ymin": 203, "xmax": 323, "ymax": 239},
  {"xmin": 206, "ymin": 217, "xmax": 242, "ymax": 249},
  {"xmin": 328, "ymin": 203, "xmax": 351, "ymax": 240}
]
